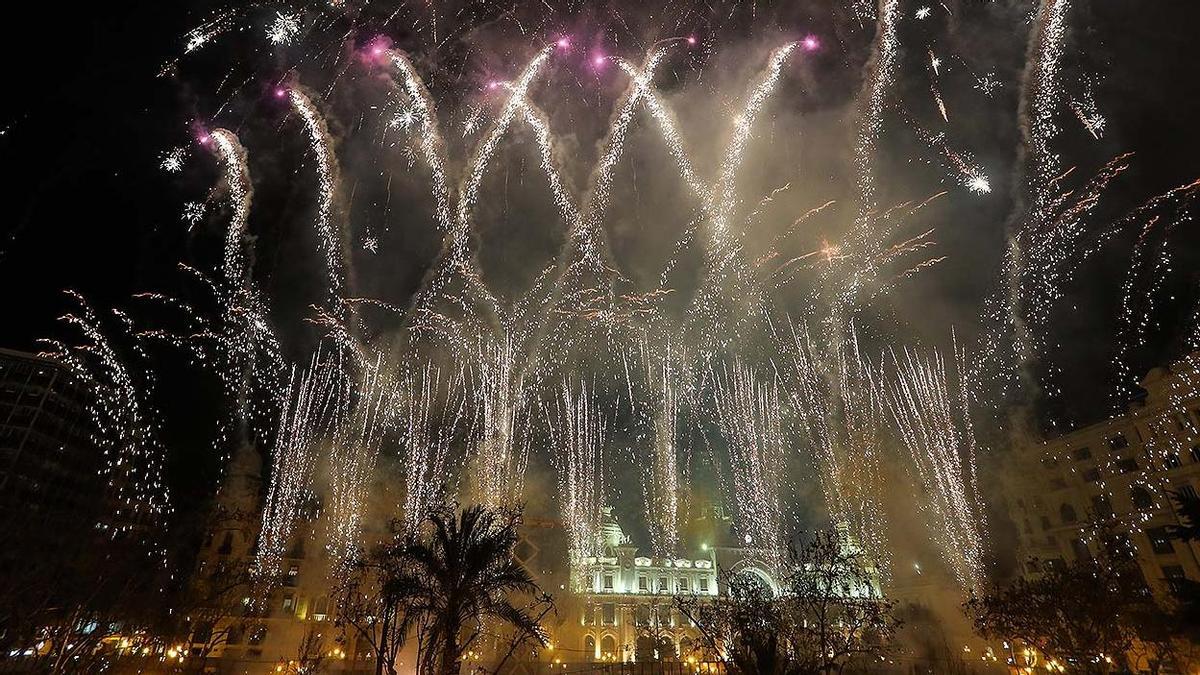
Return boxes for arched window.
[600,635,617,659]
[584,635,596,660]
[1131,485,1153,509]
[1060,503,1077,524]
[1071,538,1091,561]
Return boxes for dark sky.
[2,0,1199,528]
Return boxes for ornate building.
[1001,353,1200,597]
[186,479,793,672]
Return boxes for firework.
[288,87,350,312]
[710,359,785,569]
[883,342,987,592]
[551,378,610,570]
[41,293,173,542]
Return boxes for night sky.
[2,0,1200,537]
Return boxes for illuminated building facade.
[186,442,364,670]
[1001,353,1200,598]
[187,490,789,672]
[551,507,724,664]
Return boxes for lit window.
[1163,565,1185,580]
[282,595,295,613]
[1147,527,1174,555]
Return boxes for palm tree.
[384,504,549,675]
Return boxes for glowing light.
[266,11,301,46]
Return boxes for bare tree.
[965,523,1153,674]
[676,529,899,675]
[277,627,328,675]
[788,531,900,675]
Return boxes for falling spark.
[884,342,987,592]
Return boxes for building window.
[1039,515,1052,531]
[603,574,614,591]
[602,604,616,626]
[285,565,299,587]
[1116,457,1138,474]
[678,577,689,592]
[1083,468,1102,483]
[313,595,328,621]
[1181,485,1200,501]
[635,605,651,626]
[193,621,214,644]
[1091,494,1114,519]
[698,577,709,592]
[658,576,668,593]
[1148,527,1174,555]
[1163,565,1185,580]
[600,635,617,658]
[1164,453,1182,470]
[584,635,596,659]
[1131,485,1153,509]
[248,626,267,646]
[1060,503,1078,524]
[282,594,295,613]
[1108,435,1129,451]
[1191,445,1200,463]
[638,576,648,592]
[1072,446,1093,461]
[1071,539,1091,561]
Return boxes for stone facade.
[1001,353,1200,598]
